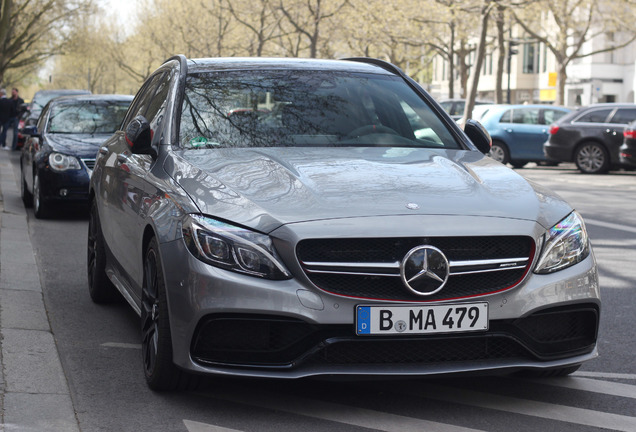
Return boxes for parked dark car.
[479,104,571,168]
[88,56,599,391]
[20,94,133,218]
[620,119,636,167]
[18,89,92,148]
[439,98,493,121]
[544,103,636,173]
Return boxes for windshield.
[180,70,460,149]
[47,101,130,134]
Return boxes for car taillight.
[623,129,636,139]
[548,124,559,135]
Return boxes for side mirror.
[125,115,156,158]
[22,125,39,137]
[464,119,492,154]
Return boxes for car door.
[22,104,51,194]
[498,107,541,159]
[99,66,177,298]
[605,107,636,162]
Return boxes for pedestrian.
[0,89,13,150]
[5,87,25,150]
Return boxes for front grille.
[82,159,96,171]
[297,236,534,301]
[190,305,599,369]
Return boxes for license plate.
[356,303,489,335]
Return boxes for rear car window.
[608,108,636,124]
[574,108,612,123]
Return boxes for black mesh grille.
[297,236,533,301]
[309,337,528,365]
[190,306,598,369]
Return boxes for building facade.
[430,26,636,107]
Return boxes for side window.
[144,72,174,145]
[574,108,612,123]
[542,109,568,125]
[439,101,453,115]
[609,108,636,124]
[500,110,512,123]
[121,72,166,129]
[512,108,539,124]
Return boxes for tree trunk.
[556,63,567,106]
[465,2,492,122]
[495,6,506,104]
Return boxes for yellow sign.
[548,72,557,87]
[540,89,557,101]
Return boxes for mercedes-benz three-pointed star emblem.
[400,246,450,296]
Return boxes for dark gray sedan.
[88,56,600,390]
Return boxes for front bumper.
[37,167,90,203]
[160,235,600,379]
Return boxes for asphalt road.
[11,154,636,432]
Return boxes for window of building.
[523,43,538,74]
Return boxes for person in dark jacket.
[5,88,25,150]
[0,89,14,150]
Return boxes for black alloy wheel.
[87,200,119,303]
[141,237,196,391]
[575,142,609,174]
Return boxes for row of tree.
[2,0,635,115]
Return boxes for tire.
[33,172,50,218]
[489,141,510,165]
[141,237,197,391]
[511,161,527,169]
[574,142,609,174]
[87,200,119,303]
[20,164,33,208]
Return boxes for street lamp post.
[507,30,520,104]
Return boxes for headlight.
[48,152,81,171]
[534,211,590,274]
[183,215,291,280]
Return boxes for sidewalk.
[0,150,80,431]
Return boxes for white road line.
[199,389,485,432]
[585,218,636,234]
[184,420,243,432]
[575,371,636,380]
[100,342,141,349]
[532,376,636,399]
[401,383,636,432]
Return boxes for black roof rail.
[340,57,404,76]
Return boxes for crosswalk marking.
[536,376,636,399]
[399,382,636,432]
[184,420,242,432]
[585,218,636,234]
[575,371,636,380]
[100,342,141,349]
[186,375,636,432]
[198,388,485,432]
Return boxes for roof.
[48,94,134,105]
[185,57,396,76]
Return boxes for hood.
[45,133,110,158]
[169,147,572,233]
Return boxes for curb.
[0,151,80,431]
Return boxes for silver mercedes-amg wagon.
[88,56,600,390]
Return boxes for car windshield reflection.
[179,71,460,149]
[48,101,130,134]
